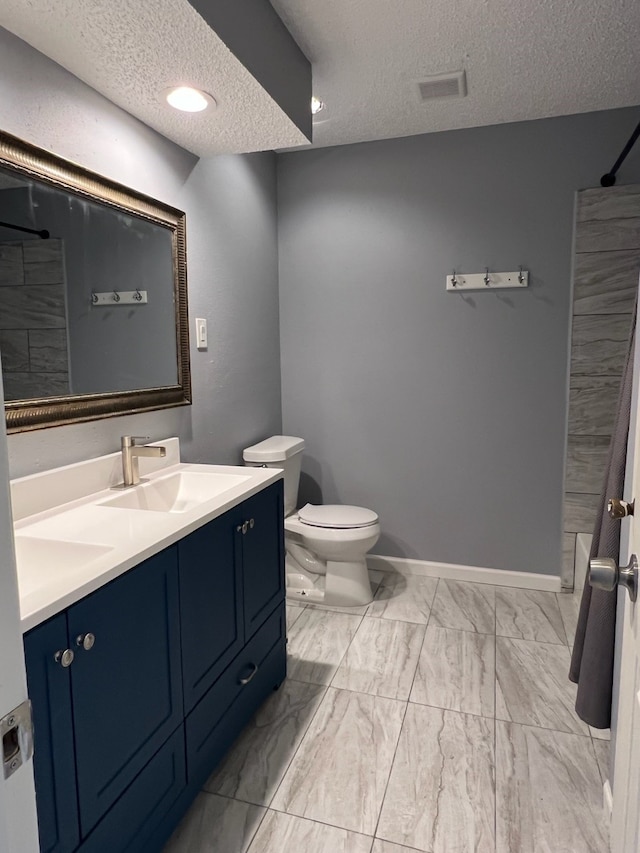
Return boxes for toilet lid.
[297,504,379,529]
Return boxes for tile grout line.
[262,681,330,811]
[195,789,269,853]
[266,609,368,818]
[370,576,441,844]
[371,694,410,844]
[404,577,439,706]
[328,611,366,686]
[257,805,379,848]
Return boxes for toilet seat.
[298,503,378,529]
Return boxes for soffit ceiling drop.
[0,0,310,156]
[271,0,640,148]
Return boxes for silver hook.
[484,268,491,286]
[518,266,525,284]
[451,270,457,287]
[112,290,120,302]
[91,292,98,305]
[133,288,142,302]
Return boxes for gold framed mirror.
[0,130,191,433]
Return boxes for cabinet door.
[241,480,285,639]
[179,510,244,712]
[23,613,80,853]
[67,547,182,837]
[76,726,186,853]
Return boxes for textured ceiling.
[1,0,638,155]
[271,0,640,148]
[0,0,309,156]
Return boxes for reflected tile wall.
[0,238,70,399]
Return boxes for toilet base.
[285,555,373,607]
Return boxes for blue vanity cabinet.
[24,478,286,853]
[23,613,80,853]
[178,507,244,713]
[67,546,182,837]
[239,479,285,640]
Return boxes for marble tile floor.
[164,574,609,853]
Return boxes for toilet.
[243,436,380,607]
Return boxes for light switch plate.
[195,318,208,350]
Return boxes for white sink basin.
[100,470,252,514]
[15,537,114,598]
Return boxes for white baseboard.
[368,554,562,592]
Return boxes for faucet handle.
[121,435,149,448]
[131,435,150,446]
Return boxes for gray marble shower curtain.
[569,293,637,729]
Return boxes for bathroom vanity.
[12,440,285,853]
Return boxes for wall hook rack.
[446,268,529,292]
[90,289,149,306]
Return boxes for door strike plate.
[1,700,34,780]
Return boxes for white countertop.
[11,440,282,633]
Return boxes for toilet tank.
[243,436,305,517]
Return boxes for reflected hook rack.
[91,289,148,306]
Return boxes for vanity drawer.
[186,603,286,787]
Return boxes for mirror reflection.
[0,128,190,433]
[0,167,178,402]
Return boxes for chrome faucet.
[118,435,166,488]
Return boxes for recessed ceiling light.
[165,86,216,113]
[311,96,325,115]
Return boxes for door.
[611,289,640,852]
[0,370,40,852]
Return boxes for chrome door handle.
[590,555,638,602]
[238,663,258,685]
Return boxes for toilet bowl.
[242,436,380,607]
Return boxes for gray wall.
[277,109,640,576]
[0,27,282,478]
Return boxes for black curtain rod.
[601,117,640,187]
[0,220,49,239]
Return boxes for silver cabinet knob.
[76,633,96,651]
[54,649,75,668]
[249,518,255,529]
[608,498,634,519]
[590,555,638,602]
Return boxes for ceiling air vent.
[418,71,467,101]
